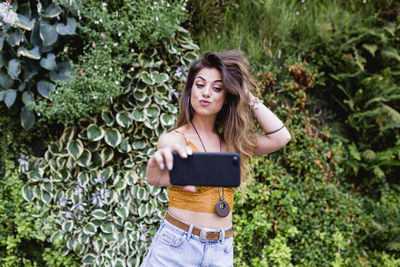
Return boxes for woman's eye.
[196,83,204,88]
[213,87,222,92]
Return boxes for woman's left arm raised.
[249,93,291,156]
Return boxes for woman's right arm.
[145,132,194,189]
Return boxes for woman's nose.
[203,85,211,97]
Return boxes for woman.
[141,50,291,266]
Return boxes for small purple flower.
[65,212,74,219]
[91,189,110,207]
[60,197,68,207]
[140,224,148,233]
[95,176,105,184]
[70,202,87,212]
[18,154,29,173]
[74,182,85,196]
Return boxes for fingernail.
[183,152,187,158]
[187,148,193,155]
[168,162,173,170]
[160,163,165,170]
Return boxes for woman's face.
[190,67,226,117]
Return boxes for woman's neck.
[189,115,217,134]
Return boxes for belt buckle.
[199,228,217,243]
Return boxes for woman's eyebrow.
[196,76,223,83]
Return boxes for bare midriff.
[168,206,233,229]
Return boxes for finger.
[152,151,165,170]
[182,185,196,192]
[175,145,188,159]
[186,146,193,155]
[160,147,174,171]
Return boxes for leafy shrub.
[0,114,79,266]
[22,26,199,266]
[31,0,188,125]
[0,0,78,129]
[233,59,368,266]
[301,3,400,191]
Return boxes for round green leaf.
[91,209,107,220]
[116,111,133,128]
[56,18,77,35]
[8,59,20,79]
[7,31,22,47]
[67,139,84,160]
[132,140,146,150]
[118,138,131,153]
[105,128,122,148]
[41,189,52,204]
[116,207,129,219]
[140,71,153,85]
[83,222,98,236]
[22,184,34,202]
[151,71,169,84]
[0,72,14,89]
[92,239,105,253]
[40,53,57,70]
[21,106,35,130]
[49,62,73,81]
[42,3,63,18]
[78,172,89,186]
[37,80,55,98]
[131,109,145,122]
[144,105,160,118]
[157,189,169,203]
[87,124,105,141]
[138,204,147,218]
[4,89,17,108]
[124,170,139,185]
[160,113,175,127]
[40,22,58,47]
[17,46,41,60]
[133,90,146,102]
[77,149,92,167]
[100,148,114,164]
[15,14,35,30]
[22,91,35,105]
[82,254,96,265]
[100,222,113,234]
[50,230,63,244]
[101,111,114,126]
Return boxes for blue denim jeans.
[140,212,234,267]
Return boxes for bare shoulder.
[157,130,186,149]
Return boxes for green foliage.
[193,0,380,67]
[23,26,199,265]
[0,0,78,130]
[233,59,368,266]
[303,7,400,191]
[363,184,400,253]
[31,0,188,125]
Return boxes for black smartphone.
[169,152,241,187]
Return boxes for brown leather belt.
[165,213,234,242]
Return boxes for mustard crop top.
[168,130,236,214]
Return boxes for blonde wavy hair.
[175,50,258,180]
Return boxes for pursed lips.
[199,100,211,106]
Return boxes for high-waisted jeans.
[140,212,234,267]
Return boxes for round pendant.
[215,200,230,217]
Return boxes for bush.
[233,60,368,266]
[32,0,188,125]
